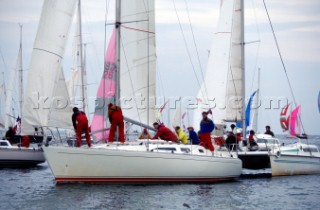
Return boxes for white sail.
[119,0,156,126]
[66,68,80,106]
[193,0,243,133]
[171,107,181,128]
[22,0,77,134]
[48,68,73,129]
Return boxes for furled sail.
[193,0,243,133]
[21,0,77,134]
[119,0,156,126]
[280,103,290,131]
[91,29,116,141]
[289,105,301,136]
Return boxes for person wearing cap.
[152,122,178,142]
[72,107,91,147]
[139,128,152,139]
[175,126,188,144]
[199,111,215,152]
[187,127,200,145]
[108,103,125,142]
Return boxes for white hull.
[43,145,241,184]
[270,154,320,176]
[0,147,45,167]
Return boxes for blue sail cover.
[236,91,256,128]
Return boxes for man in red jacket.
[108,103,125,143]
[152,122,178,142]
[72,107,91,147]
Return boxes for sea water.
[0,136,319,210]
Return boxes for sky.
[0,0,319,135]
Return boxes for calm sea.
[0,136,319,210]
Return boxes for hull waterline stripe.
[55,177,237,183]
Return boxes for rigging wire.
[183,0,208,98]
[262,0,306,134]
[172,0,207,100]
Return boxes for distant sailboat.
[1,0,78,168]
[280,104,308,139]
[270,104,320,176]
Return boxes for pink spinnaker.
[91,29,116,141]
[289,105,301,136]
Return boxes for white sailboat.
[270,142,320,176]
[15,0,76,167]
[270,105,320,176]
[43,0,241,184]
[0,25,46,167]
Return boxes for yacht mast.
[18,24,23,118]
[78,0,88,114]
[115,0,121,106]
[240,0,246,139]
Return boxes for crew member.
[175,126,188,144]
[248,130,258,150]
[187,127,200,145]
[264,125,275,137]
[108,103,125,142]
[139,128,152,139]
[21,136,30,148]
[225,131,237,151]
[72,107,91,147]
[199,112,215,152]
[152,122,178,142]
[5,126,16,144]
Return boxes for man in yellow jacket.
[175,126,188,144]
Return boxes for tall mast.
[83,42,89,116]
[18,24,23,117]
[115,0,121,105]
[78,0,88,114]
[240,0,246,139]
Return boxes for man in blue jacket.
[200,111,215,152]
[187,127,200,145]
